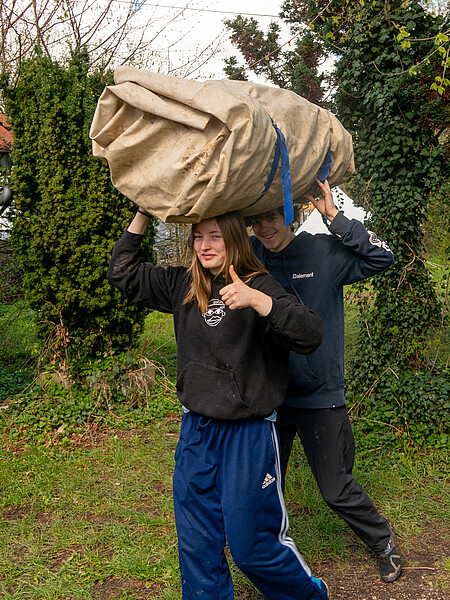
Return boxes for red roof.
[0,113,12,152]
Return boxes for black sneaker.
[377,535,402,582]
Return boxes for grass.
[426,256,450,368]
[343,286,361,362]
[0,423,448,599]
[0,301,36,402]
[140,312,177,379]
[0,423,180,599]
[0,300,36,366]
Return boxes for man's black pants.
[276,405,391,553]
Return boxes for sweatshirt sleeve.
[107,230,186,313]
[254,274,323,355]
[326,212,394,287]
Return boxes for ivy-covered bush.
[2,49,156,377]
[347,363,449,449]
[335,3,450,444]
[335,3,448,364]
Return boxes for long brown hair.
[184,211,267,313]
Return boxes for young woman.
[107,209,328,600]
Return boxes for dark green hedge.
[2,48,156,375]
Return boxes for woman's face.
[193,218,226,275]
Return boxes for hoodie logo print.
[202,299,226,327]
[368,231,392,253]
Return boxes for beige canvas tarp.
[90,66,354,223]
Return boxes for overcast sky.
[132,0,290,80]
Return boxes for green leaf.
[436,32,449,44]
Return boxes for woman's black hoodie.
[107,230,323,421]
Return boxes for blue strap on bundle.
[313,148,332,195]
[257,121,281,201]
[245,118,294,227]
[317,148,332,182]
[246,121,333,227]
[278,124,294,227]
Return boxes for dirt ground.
[235,522,450,600]
[86,522,450,600]
[313,525,449,600]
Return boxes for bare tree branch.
[0,0,222,83]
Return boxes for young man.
[249,179,402,584]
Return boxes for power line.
[112,1,280,18]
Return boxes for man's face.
[250,210,295,253]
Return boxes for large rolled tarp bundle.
[90,66,354,224]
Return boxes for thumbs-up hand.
[219,265,247,310]
[228,264,240,283]
[219,265,272,316]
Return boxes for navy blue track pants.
[173,412,328,600]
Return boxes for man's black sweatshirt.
[251,213,394,409]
